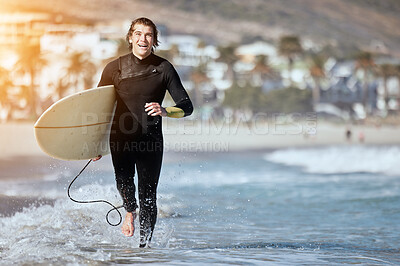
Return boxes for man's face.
[129,24,154,60]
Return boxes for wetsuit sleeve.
[98,60,118,87]
[164,62,194,117]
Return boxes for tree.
[251,55,275,79]
[397,65,400,112]
[376,64,397,111]
[308,52,327,108]
[278,35,303,86]
[264,87,312,114]
[355,51,375,113]
[217,43,239,81]
[223,81,265,114]
[249,55,281,95]
[67,52,97,91]
[15,43,47,118]
[51,75,72,100]
[0,67,13,120]
[190,63,209,108]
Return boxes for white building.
[236,41,283,65]
[162,35,219,66]
[41,28,118,60]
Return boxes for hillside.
[1,0,400,55]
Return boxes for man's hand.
[145,102,167,117]
[92,155,102,161]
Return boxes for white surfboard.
[34,85,116,160]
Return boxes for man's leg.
[136,139,163,247]
[111,143,138,237]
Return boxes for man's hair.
[126,17,159,51]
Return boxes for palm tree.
[0,67,13,120]
[51,75,72,100]
[396,65,400,113]
[250,55,276,83]
[217,43,239,81]
[355,51,375,113]
[190,63,209,107]
[67,51,97,91]
[15,43,47,118]
[223,81,264,116]
[308,53,326,108]
[377,64,397,111]
[278,35,303,86]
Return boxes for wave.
[264,145,400,175]
[0,182,180,264]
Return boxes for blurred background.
[1,0,400,155]
[1,0,400,123]
[0,0,400,264]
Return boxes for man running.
[94,17,193,248]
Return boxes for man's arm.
[164,62,194,117]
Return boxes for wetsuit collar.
[131,52,153,65]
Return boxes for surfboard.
[34,85,116,160]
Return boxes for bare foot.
[121,212,136,237]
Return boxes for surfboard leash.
[67,159,124,226]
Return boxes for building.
[0,12,52,48]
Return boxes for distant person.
[93,17,193,248]
[358,131,365,143]
[345,128,352,142]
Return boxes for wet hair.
[126,17,159,52]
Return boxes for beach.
[1,119,400,162]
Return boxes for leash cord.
[67,159,123,226]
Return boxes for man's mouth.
[138,44,148,48]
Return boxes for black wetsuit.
[98,52,193,246]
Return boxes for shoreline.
[1,121,400,180]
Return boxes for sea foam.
[264,145,400,175]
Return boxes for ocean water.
[0,145,399,265]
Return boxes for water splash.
[0,183,178,264]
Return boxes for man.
[94,17,193,248]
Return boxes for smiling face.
[129,24,154,60]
